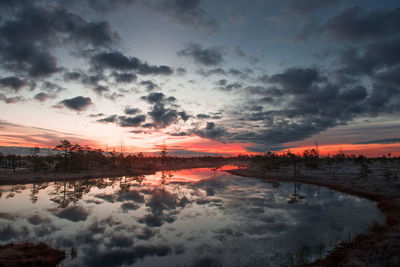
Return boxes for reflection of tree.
[48,177,146,208]
[30,184,39,203]
[287,181,306,204]
[29,183,49,203]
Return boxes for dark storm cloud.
[56,96,93,112]
[179,111,190,121]
[192,122,228,141]
[111,72,137,83]
[200,61,400,151]
[91,51,173,75]
[124,106,141,115]
[87,0,218,32]
[0,4,118,78]
[97,115,117,123]
[89,113,105,118]
[41,81,65,93]
[63,71,83,81]
[196,113,222,120]
[216,82,242,92]
[140,80,159,91]
[196,114,210,119]
[34,92,56,102]
[121,202,140,212]
[267,67,321,94]
[27,214,52,225]
[0,224,29,242]
[0,77,26,91]
[141,92,166,104]
[338,35,400,76]
[140,92,188,128]
[93,85,109,95]
[178,43,224,66]
[148,105,180,128]
[118,115,146,127]
[168,131,189,136]
[138,189,189,227]
[357,137,400,145]
[53,206,89,222]
[116,190,145,202]
[374,65,400,87]
[322,6,400,41]
[141,0,218,33]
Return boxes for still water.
[0,167,384,266]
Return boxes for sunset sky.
[0,0,400,156]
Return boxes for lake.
[0,166,385,266]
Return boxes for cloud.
[56,96,93,112]
[338,35,400,76]
[52,206,90,222]
[141,0,218,33]
[41,81,65,93]
[267,67,321,94]
[322,6,400,42]
[192,122,228,141]
[176,67,187,75]
[0,94,24,104]
[27,214,52,225]
[0,77,27,92]
[116,190,145,202]
[123,107,141,115]
[0,224,29,241]
[178,43,224,66]
[111,72,137,83]
[96,112,147,128]
[357,137,400,145]
[197,68,227,77]
[86,0,218,32]
[140,80,159,91]
[33,92,56,102]
[0,4,118,78]
[140,92,188,128]
[97,115,117,123]
[91,51,173,75]
[121,202,140,212]
[215,81,242,92]
[118,115,146,127]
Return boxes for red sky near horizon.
[1,120,399,157]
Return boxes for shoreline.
[226,164,400,266]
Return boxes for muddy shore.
[0,242,65,267]
[227,161,400,266]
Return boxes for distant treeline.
[0,140,398,175]
[0,140,249,173]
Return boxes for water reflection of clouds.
[0,167,385,267]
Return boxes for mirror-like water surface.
[0,167,384,266]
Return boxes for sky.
[0,0,400,156]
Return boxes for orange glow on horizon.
[276,143,400,157]
[1,121,399,156]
